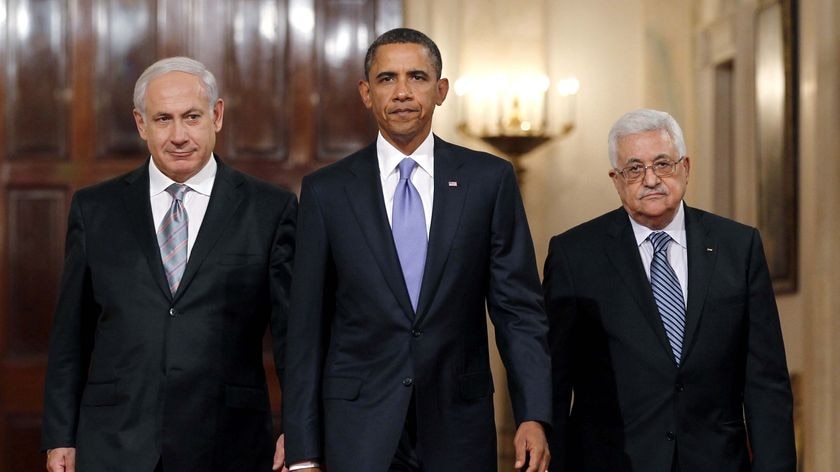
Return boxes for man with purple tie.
[283,28,552,472]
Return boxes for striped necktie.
[392,158,427,312]
[158,184,189,295]
[648,231,685,366]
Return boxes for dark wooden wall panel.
[223,0,290,161]
[315,0,379,162]
[3,414,42,471]
[94,0,159,158]
[5,189,66,358]
[6,0,69,161]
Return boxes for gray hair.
[607,108,687,168]
[133,57,219,117]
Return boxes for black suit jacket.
[543,205,795,472]
[41,157,297,471]
[283,136,551,472]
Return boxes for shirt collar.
[629,201,687,249]
[376,131,435,179]
[149,154,217,197]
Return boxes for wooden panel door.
[0,1,401,469]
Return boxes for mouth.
[168,150,195,158]
[640,190,667,200]
[388,108,419,117]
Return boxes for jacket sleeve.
[41,194,99,450]
[269,192,298,426]
[541,234,577,470]
[282,177,333,464]
[743,228,796,471]
[485,162,553,428]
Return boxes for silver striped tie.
[157,184,189,295]
[649,231,685,366]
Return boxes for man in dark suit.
[41,57,297,472]
[543,108,795,471]
[282,28,551,472]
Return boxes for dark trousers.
[389,393,422,472]
[154,459,163,472]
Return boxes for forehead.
[370,43,434,73]
[616,129,677,163]
[145,71,208,110]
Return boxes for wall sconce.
[454,73,579,176]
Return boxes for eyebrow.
[374,69,431,80]
[625,153,674,163]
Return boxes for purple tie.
[392,158,427,311]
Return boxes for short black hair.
[363,28,443,80]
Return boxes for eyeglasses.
[614,156,686,183]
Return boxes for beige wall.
[407,0,838,469]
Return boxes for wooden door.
[0,0,401,469]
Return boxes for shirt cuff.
[288,460,321,471]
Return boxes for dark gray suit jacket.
[283,136,552,472]
[544,205,795,472]
[42,157,297,471]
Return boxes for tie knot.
[166,183,189,202]
[649,231,672,253]
[397,158,418,180]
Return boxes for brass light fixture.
[455,74,579,177]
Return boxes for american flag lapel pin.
[448,180,458,187]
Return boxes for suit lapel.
[604,208,676,363]
[173,158,244,302]
[121,161,172,300]
[344,144,416,318]
[415,138,467,320]
[681,206,716,364]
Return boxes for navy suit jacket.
[283,136,552,472]
[42,157,297,471]
[543,205,795,472]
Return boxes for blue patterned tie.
[158,184,189,295]
[392,158,427,311]
[649,232,685,366]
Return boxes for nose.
[641,164,660,187]
[394,79,411,100]
[170,119,188,145]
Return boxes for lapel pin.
[706,247,714,252]
[448,181,458,187]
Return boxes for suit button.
[402,377,414,387]
[665,431,675,441]
[169,308,178,317]
[675,383,685,392]
[411,329,422,337]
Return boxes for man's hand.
[272,434,289,471]
[46,447,76,472]
[513,420,550,472]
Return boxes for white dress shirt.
[149,155,216,259]
[628,201,689,304]
[377,131,435,237]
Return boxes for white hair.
[133,56,219,116]
[607,108,687,168]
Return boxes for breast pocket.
[219,253,265,266]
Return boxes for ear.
[358,80,373,109]
[133,109,148,140]
[435,77,449,106]
[682,155,690,179]
[212,99,225,132]
[609,169,623,192]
